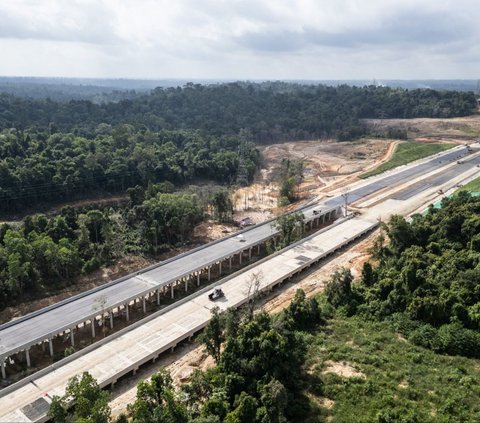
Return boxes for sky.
[0,0,479,80]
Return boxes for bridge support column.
[171,284,174,299]
[229,256,232,270]
[248,248,252,260]
[110,313,114,329]
[142,297,146,314]
[322,214,325,223]
[25,349,31,368]
[125,304,130,322]
[1,360,5,379]
[157,289,161,305]
[49,339,54,357]
[197,273,200,286]
[239,252,242,265]
[208,267,211,281]
[91,319,96,338]
[219,261,222,276]
[185,278,188,292]
[71,328,75,346]
[258,244,261,255]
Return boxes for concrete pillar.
[229,256,232,270]
[25,349,31,368]
[142,297,146,313]
[41,342,46,353]
[258,244,261,255]
[197,273,200,286]
[49,339,54,357]
[248,248,252,260]
[239,251,242,265]
[71,328,75,347]
[1,360,5,379]
[208,266,211,281]
[125,304,130,322]
[110,313,114,329]
[219,261,222,275]
[171,284,174,299]
[322,214,325,223]
[185,278,188,292]
[91,319,96,338]
[157,289,161,305]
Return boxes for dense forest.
[1,83,476,141]
[326,192,480,358]
[0,82,476,214]
[0,127,258,213]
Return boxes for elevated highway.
[0,145,469,377]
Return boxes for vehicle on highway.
[208,287,225,301]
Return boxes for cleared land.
[361,141,455,178]
[304,316,480,422]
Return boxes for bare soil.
[260,139,394,198]
[365,115,480,143]
[322,360,366,379]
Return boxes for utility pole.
[341,190,349,217]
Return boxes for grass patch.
[458,175,480,193]
[461,125,480,137]
[303,316,480,422]
[361,141,455,178]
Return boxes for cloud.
[234,9,474,52]
[0,0,119,44]
[0,0,478,79]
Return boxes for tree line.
[1,82,476,142]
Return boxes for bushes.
[397,318,480,358]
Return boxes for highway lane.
[325,145,469,207]
[0,145,469,363]
[393,154,480,200]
